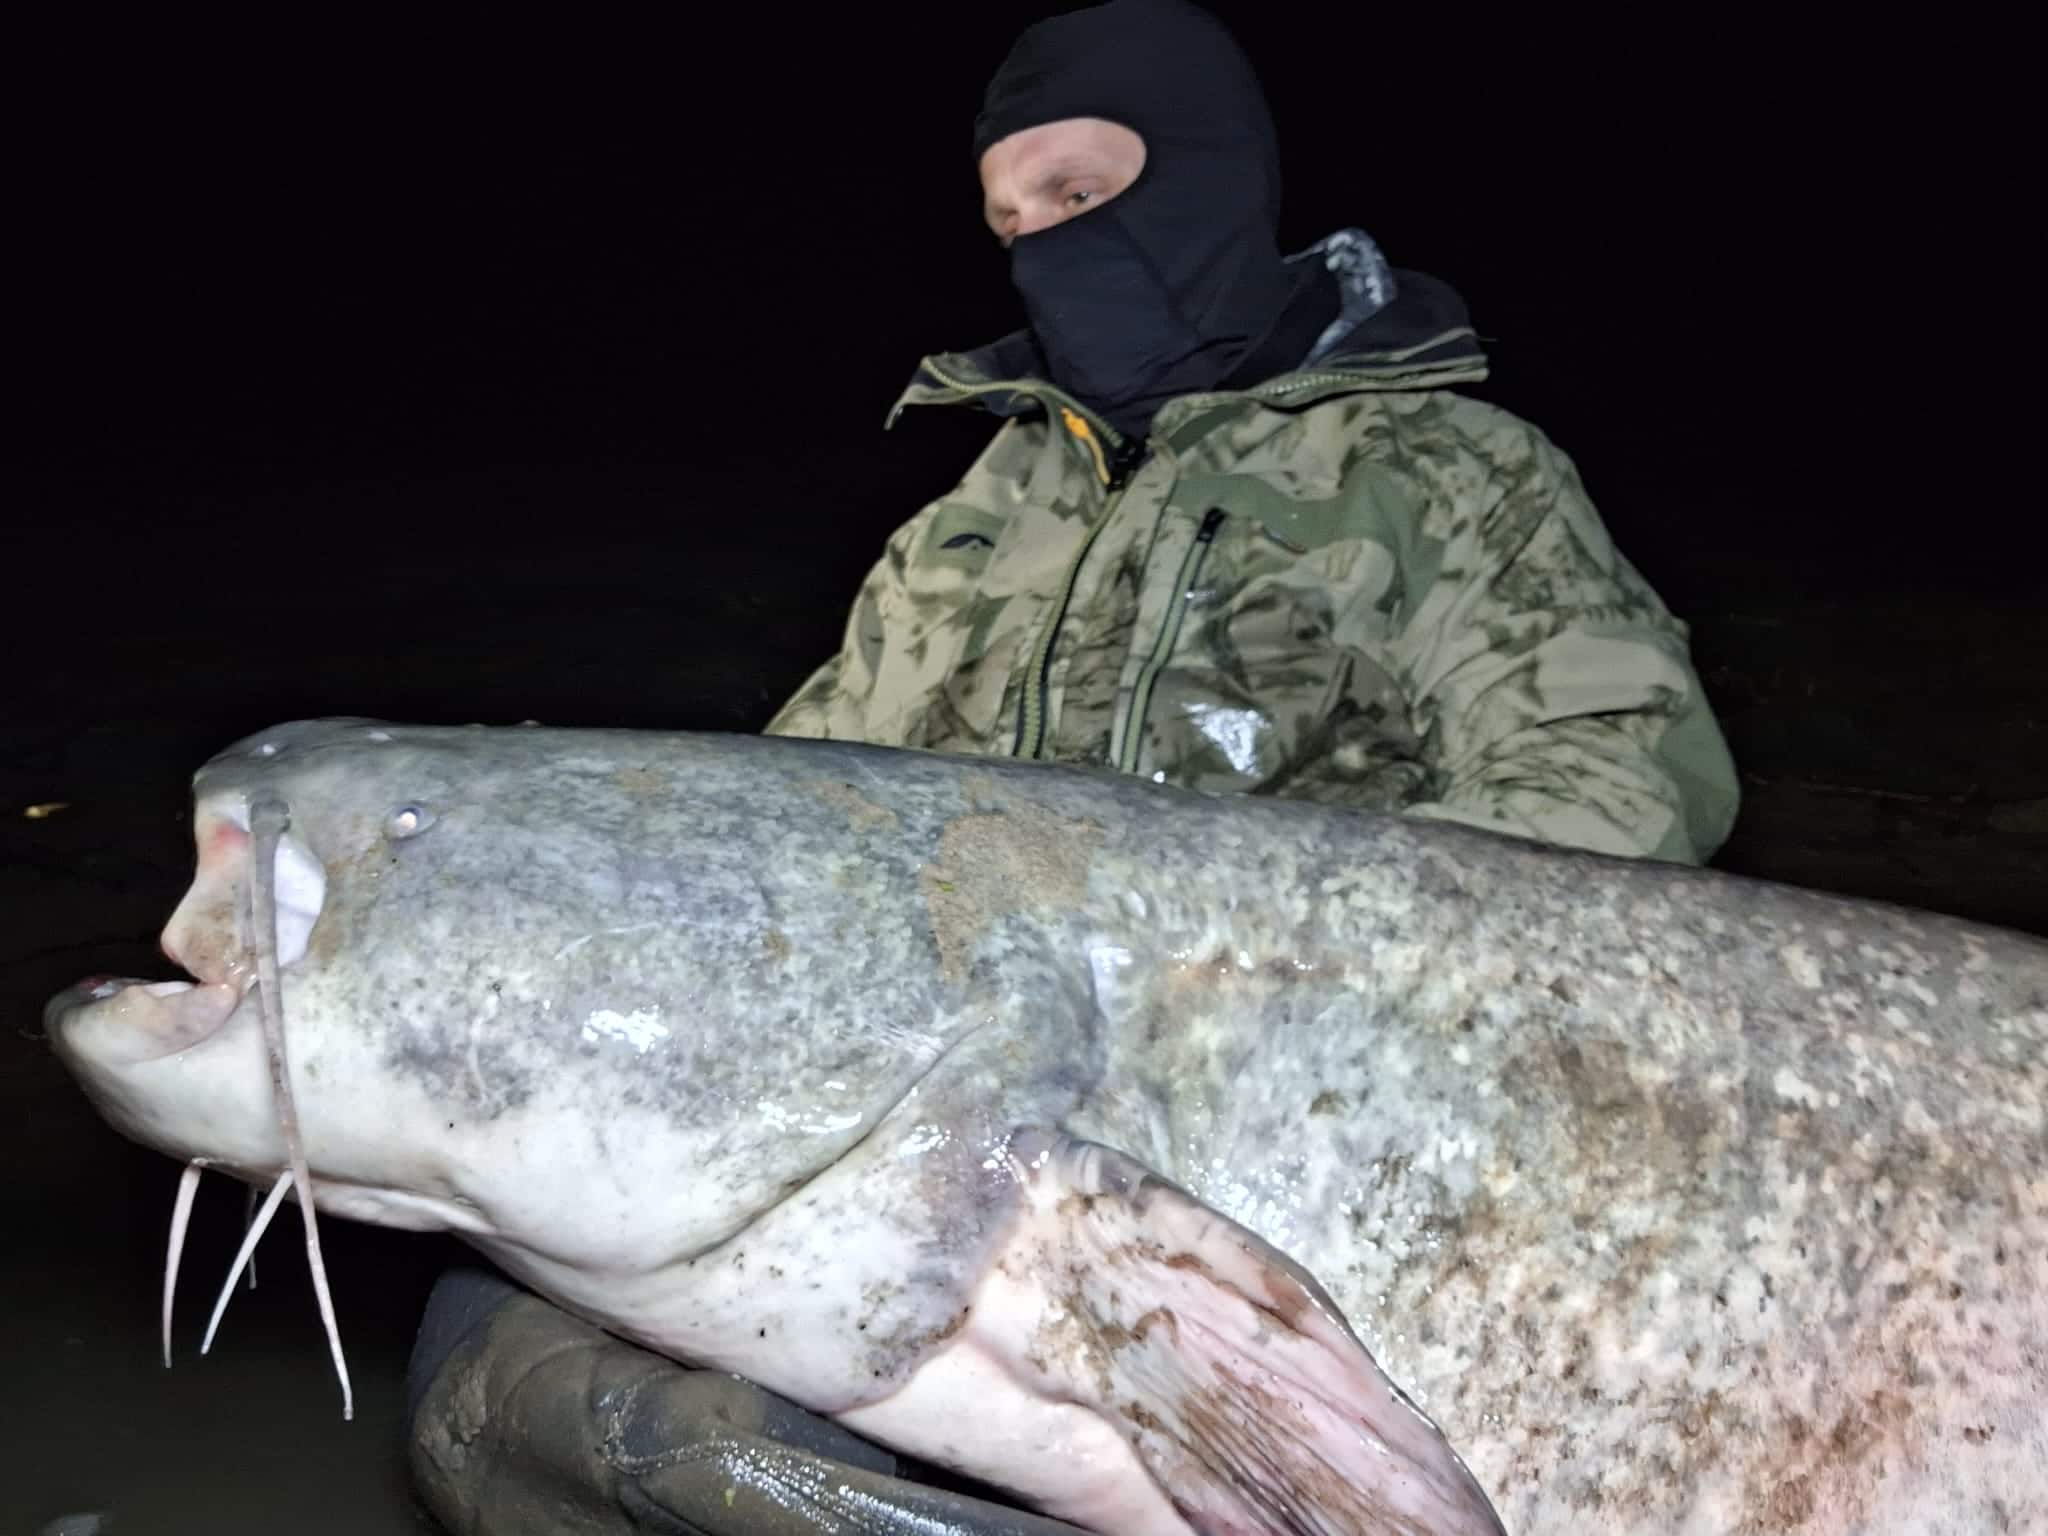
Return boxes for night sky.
[20,14,1940,571]
[8,13,2038,871]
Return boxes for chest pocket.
[1122,476,1415,794]
[888,502,1056,751]
[1172,470,1404,647]
[902,503,1015,652]
[916,504,1006,578]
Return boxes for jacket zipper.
[1014,484,1125,759]
[1114,507,1226,773]
[1011,407,1145,760]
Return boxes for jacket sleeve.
[1381,411,1740,864]
[761,510,926,742]
[764,420,1037,747]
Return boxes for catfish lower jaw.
[48,977,243,1068]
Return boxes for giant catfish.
[46,719,2048,1534]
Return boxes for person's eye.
[1065,188,1097,210]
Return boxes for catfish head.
[48,719,971,1391]
[50,719,1508,1535]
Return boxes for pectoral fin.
[968,1132,1505,1535]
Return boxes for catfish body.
[48,721,2048,1534]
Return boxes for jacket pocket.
[917,503,1009,575]
[1121,503,1412,793]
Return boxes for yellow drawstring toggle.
[1060,407,1111,485]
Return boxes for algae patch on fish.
[809,777,901,832]
[918,799,1100,984]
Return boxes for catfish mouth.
[52,796,330,1073]
[157,797,328,990]
[49,784,359,1421]
[46,976,245,1069]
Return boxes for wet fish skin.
[46,720,2048,1534]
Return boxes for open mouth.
[50,786,356,1421]
[51,796,331,1067]
[46,976,245,1066]
[160,798,328,989]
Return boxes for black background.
[5,10,2039,1531]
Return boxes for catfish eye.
[388,805,435,839]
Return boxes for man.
[767,0,1738,864]
[405,5,1737,1532]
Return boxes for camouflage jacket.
[768,234,1739,865]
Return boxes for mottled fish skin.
[1055,789,2048,1532]
[50,721,2048,1535]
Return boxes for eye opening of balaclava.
[971,0,1313,441]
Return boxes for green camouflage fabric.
[767,278,1738,865]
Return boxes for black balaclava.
[972,0,1324,442]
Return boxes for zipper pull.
[1196,507,1226,541]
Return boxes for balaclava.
[972,0,1323,441]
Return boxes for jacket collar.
[886,230,1491,447]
